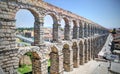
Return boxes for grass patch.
[48,59,51,67]
[17,64,32,74]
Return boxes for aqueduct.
[0,0,109,74]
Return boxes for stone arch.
[84,39,88,63]
[44,12,59,42]
[63,17,69,25]
[72,20,77,27]
[14,7,43,45]
[62,43,73,72]
[79,40,84,65]
[45,12,58,24]
[50,46,60,74]
[62,17,71,40]
[14,7,39,19]
[16,46,47,74]
[72,41,79,68]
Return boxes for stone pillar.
[93,26,95,35]
[88,39,91,60]
[91,38,93,59]
[32,53,48,74]
[84,22,88,38]
[79,21,84,38]
[79,40,84,65]
[0,6,18,73]
[92,38,95,59]
[53,23,60,42]
[88,24,90,37]
[91,25,94,36]
[50,46,64,74]
[84,39,88,63]
[94,38,98,58]
[89,24,92,37]
[34,17,44,45]
[72,42,79,68]
[73,25,79,39]
[62,44,73,72]
[64,24,71,40]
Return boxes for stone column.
[53,23,60,42]
[73,25,79,39]
[0,6,18,73]
[91,25,94,36]
[79,21,84,38]
[92,38,95,59]
[32,54,48,74]
[34,17,44,45]
[72,42,79,68]
[64,24,71,40]
[79,40,84,65]
[84,22,88,38]
[84,39,88,63]
[93,26,95,35]
[91,38,93,59]
[88,24,90,37]
[89,24,92,37]
[50,46,64,74]
[62,44,73,72]
[88,39,91,60]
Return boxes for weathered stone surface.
[0,0,109,74]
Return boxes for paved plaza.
[64,60,109,74]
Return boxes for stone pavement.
[64,60,109,74]
[109,62,120,73]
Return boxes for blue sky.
[16,0,120,29]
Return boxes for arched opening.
[44,13,58,42]
[62,17,70,40]
[72,42,79,68]
[15,9,35,47]
[44,15,53,42]
[18,52,41,74]
[49,46,59,74]
[62,44,73,72]
[60,18,65,40]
